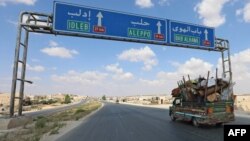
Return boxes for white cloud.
[49,40,59,47]
[168,58,213,77]
[105,63,123,74]
[118,46,158,71]
[51,70,107,85]
[139,78,165,86]
[105,63,134,81]
[176,57,213,77]
[0,0,36,6]
[140,49,250,95]
[41,41,79,58]
[216,49,250,94]
[158,0,169,6]
[135,0,154,8]
[236,9,242,16]
[194,0,230,27]
[27,64,45,72]
[26,76,41,81]
[22,48,250,96]
[218,49,250,79]
[140,57,213,92]
[7,14,47,27]
[236,2,250,23]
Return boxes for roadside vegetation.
[0,101,101,141]
[102,95,106,100]
[64,94,71,104]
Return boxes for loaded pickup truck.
[169,75,235,126]
[169,98,234,126]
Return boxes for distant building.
[123,95,173,104]
[234,95,250,112]
[0,93,18,114]
[0,93,20,106]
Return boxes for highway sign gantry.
[53,2,215,48]
[53,2,167,44]
[169,21,215,48]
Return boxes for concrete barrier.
[0,116,32,130]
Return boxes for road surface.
[57,102,250,141]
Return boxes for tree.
[102,95,106,100]
[64,94,71,104]
[23,96,32,106]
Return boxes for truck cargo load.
[169,71,235,126]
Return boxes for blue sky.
[0,0,250,96]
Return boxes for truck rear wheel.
[192,118,199,127]
[170,112,176,121]
[216,123,223,127]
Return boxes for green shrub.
[50,128,59,135]
[31,134,40,141]
[74,109,85,115]
[35,117,47,129]
[64,95,71,104]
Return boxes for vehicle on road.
[169,73,235,127]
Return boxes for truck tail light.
[231,106,234,112]
[226,105,233,113]
[207,107,213,114]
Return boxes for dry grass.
[0,101,101,141]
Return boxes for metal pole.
[226,40,232,83]
[18,30,29,116]
[221,50,226,78]
[10,13,24,117]
[226,40,233,100]
[204,71,210,103]
[214,68,218,93]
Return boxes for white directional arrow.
[96,12,103,26]
[204,29,208,40]
[157,21,162,34]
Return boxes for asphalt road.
[57,102,250,141]
[23,99,88,118]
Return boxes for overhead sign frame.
[53,1,167,45]
[9,2,232,117]
[53,1,215,49]
[169,20,215,48]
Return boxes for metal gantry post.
[226,40,233,83]
[18,29,29,116]
[9,12,53,117]
[220,40,233,82]
[218,39,233,100]
[10,13,24,117]
[221,50,226,78]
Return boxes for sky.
[0,0,250,96]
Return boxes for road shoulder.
[40,102,104,141]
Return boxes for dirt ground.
[235,95,250,112]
